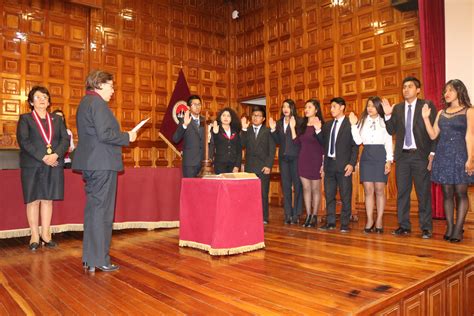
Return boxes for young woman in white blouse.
[349,96,393,233]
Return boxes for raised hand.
[289,116,296,129]
[183,110,192,127]
[421,104,431,119]
[212,120,219,133]
[269,117,276,130]
[381,98,394,116]
[314,116,322,131]
[348,112,358,126]
[241,116,249,129]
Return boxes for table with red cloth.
[179,178,265,255]
[0,168,181,239]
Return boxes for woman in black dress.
[211,107,242,174]
[16,86,69,250]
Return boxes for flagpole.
[158,132,182,157]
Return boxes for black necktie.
[330,120,338,155]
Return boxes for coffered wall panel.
[231,0,422,208]
[0,0,232,168]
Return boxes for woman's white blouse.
[351,115,393,162]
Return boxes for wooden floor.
[1,209,473,315]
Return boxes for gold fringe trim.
[179,240,265,256]
[0,221,179,239]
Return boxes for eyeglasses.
[103,82,114,89]
[33,95,48,101]
[191,103,201,107]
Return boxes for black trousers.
[82,170,117,267]
[256,172,271,222]
[395,152,432,231]
[182,165,201,178]
[279,156,302,217]
[324,159,352,227]
[214,161,235,175]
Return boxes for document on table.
[131,117,150,132]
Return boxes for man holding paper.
[73,70,137,273]
[172,95,206,178]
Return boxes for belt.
[402,149,417,153]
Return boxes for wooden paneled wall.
[0,0,233,167]
[1,0,472,220]
[230,0,423,212]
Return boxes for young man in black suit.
[172,95,205,178]
[241,106,276,224]
[382,77,437,239]
[315,97,358,233]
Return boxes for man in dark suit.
[241,106,276,224]
[73,70,137,272]
[172,95,205,178]
[315,97,358,233]
[382,76,437,239]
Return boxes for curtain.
[418,0,446,219]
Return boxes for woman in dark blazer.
[269,99,303,225]
[16,86,69,251]
[211,107,242,174]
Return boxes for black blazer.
[17,112,70,168]
[270,118,301,158]
[211,127,242,168]
[385,98,436,161]
[316,117,359,172]
[72,94,130,172]
[241,125,276,173]
[172,116,205,167]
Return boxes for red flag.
[159,69,191,150]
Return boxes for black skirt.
[20,165,64,204]
[359,144,387,183]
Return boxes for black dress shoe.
[291,216,299,225]
[263,220,269,225]
[443,234,451,241]
[392,227,411,235]
[421,230,432,239]
[318,223,336,231]
[40,236,58,248]
[449,238,461,243]
[340,226,350,233]
[29,242,40,251]
[97,264,119,272]
[284,215,291,225]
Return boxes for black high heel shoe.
[375,227,384,234]
[363,223,375,234]
[29,242,40,251]
[309,215,317,227]
[302,214,312,227]
[40,236,58,248]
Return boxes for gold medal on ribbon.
[32,110,54,155]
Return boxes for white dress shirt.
[351,115,393,162]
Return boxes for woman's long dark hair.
[358,96,384,130]
[442,79,472,108]
[280,99,298,119]
[216,107,241,132]
[299,98,324,135]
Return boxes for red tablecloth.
[0,168,181,238]
[179,178,265,255]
